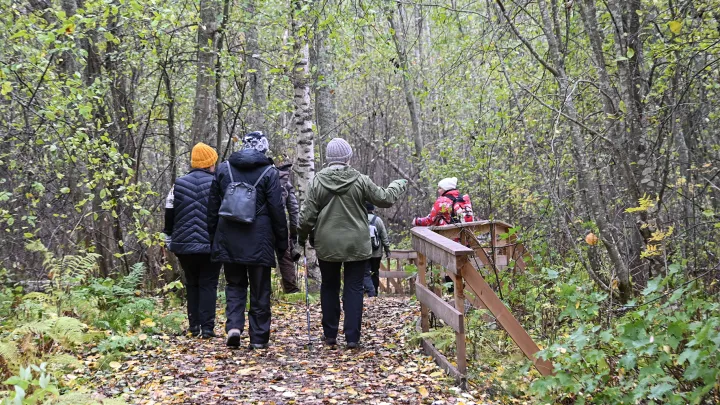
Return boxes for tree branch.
[494,0,559,77]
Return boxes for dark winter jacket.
[276,163,299,237]
[163,169,214,255]
[207,149,288,267]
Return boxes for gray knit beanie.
[326,138,353,165]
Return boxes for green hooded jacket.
[298,165,407,262]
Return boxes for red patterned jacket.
[413,190,474,226]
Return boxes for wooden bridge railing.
[378,250,417,295]
[411,222,554,387]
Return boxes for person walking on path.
[274,161,301,294]
[412,177,475,226]
[295,138,407,349]
[364,202,391,296]
[163,142,222,339]
[207,131,288,349]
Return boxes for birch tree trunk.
[291,0,320,283]
[190,0,219,146]
[246,0,267,135]
[312,22,338,149]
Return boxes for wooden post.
[454,264,467,382]
[417,252,429,333]
[408,258,416,296]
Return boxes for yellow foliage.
[625,194,656,213]
[649,226,673,242]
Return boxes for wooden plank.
[389,250,418,260]
[415,283,464,334]
[380,271,413,279]
[411,228,473,274]
[460,262,554,376]
[453,273,467,376]
[411,227,474,256]
[417,253,429,333]
[416,318,465,386]
[389,277,403,293]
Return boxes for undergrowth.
[0,245,186,403]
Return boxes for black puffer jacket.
[207,149,288,267]
[165,169,214,255]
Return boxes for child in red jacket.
[413,177,475,226]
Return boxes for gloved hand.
[291,244,303,262]
[290,233,298,245]
[411,218,419,226]
[397,179,408,187]
[384,249,391,259]
[163,234,172,246]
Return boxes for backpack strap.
[370,215,378,225]
[253,165,275,188]
[226,161,235,183]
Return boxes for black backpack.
[369,215,381,250]
[218,162,274,224]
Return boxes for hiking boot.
[248,342,268,350]
[226,329,241,348]
[182,326,200,337]
[285,288,301,294]
[322,336,337,347]
[346,341,360,350]
[200,329,217,339]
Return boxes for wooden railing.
[378,250,417,295]
[411,223,553,387]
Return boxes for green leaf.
[1,81,12,95]
[668,20,682,35]
[60,187,70,194]
[649,382,674,399]
[678,348,699,365]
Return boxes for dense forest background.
[1,0,719,402]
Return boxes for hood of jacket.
[316,165,361,195]
[228,149,272,169]
[441,189,460,199]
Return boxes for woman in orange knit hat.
[163,142,221,338]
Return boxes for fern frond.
[48,317,87,348]
[59,253,101,282]
[45,353,82,372]
[0,341,18,363]
[22,292,53,304]
[116,263,145,291]
[14,319,53,337]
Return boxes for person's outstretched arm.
[363,177,407,208]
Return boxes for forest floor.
[78,297,498,405]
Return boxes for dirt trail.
[89,297,492,405]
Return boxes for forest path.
[90,297,493,405]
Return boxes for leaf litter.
[76,297,497,404]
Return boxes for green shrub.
[530,264,720,404]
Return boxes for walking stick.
[303,250,312,351]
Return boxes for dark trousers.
[176,254,222,331]
[369,257,382,294]
[276,244,299,293]
[224,264,272,344]
[363,262,376,297]
[319,259,367,343]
